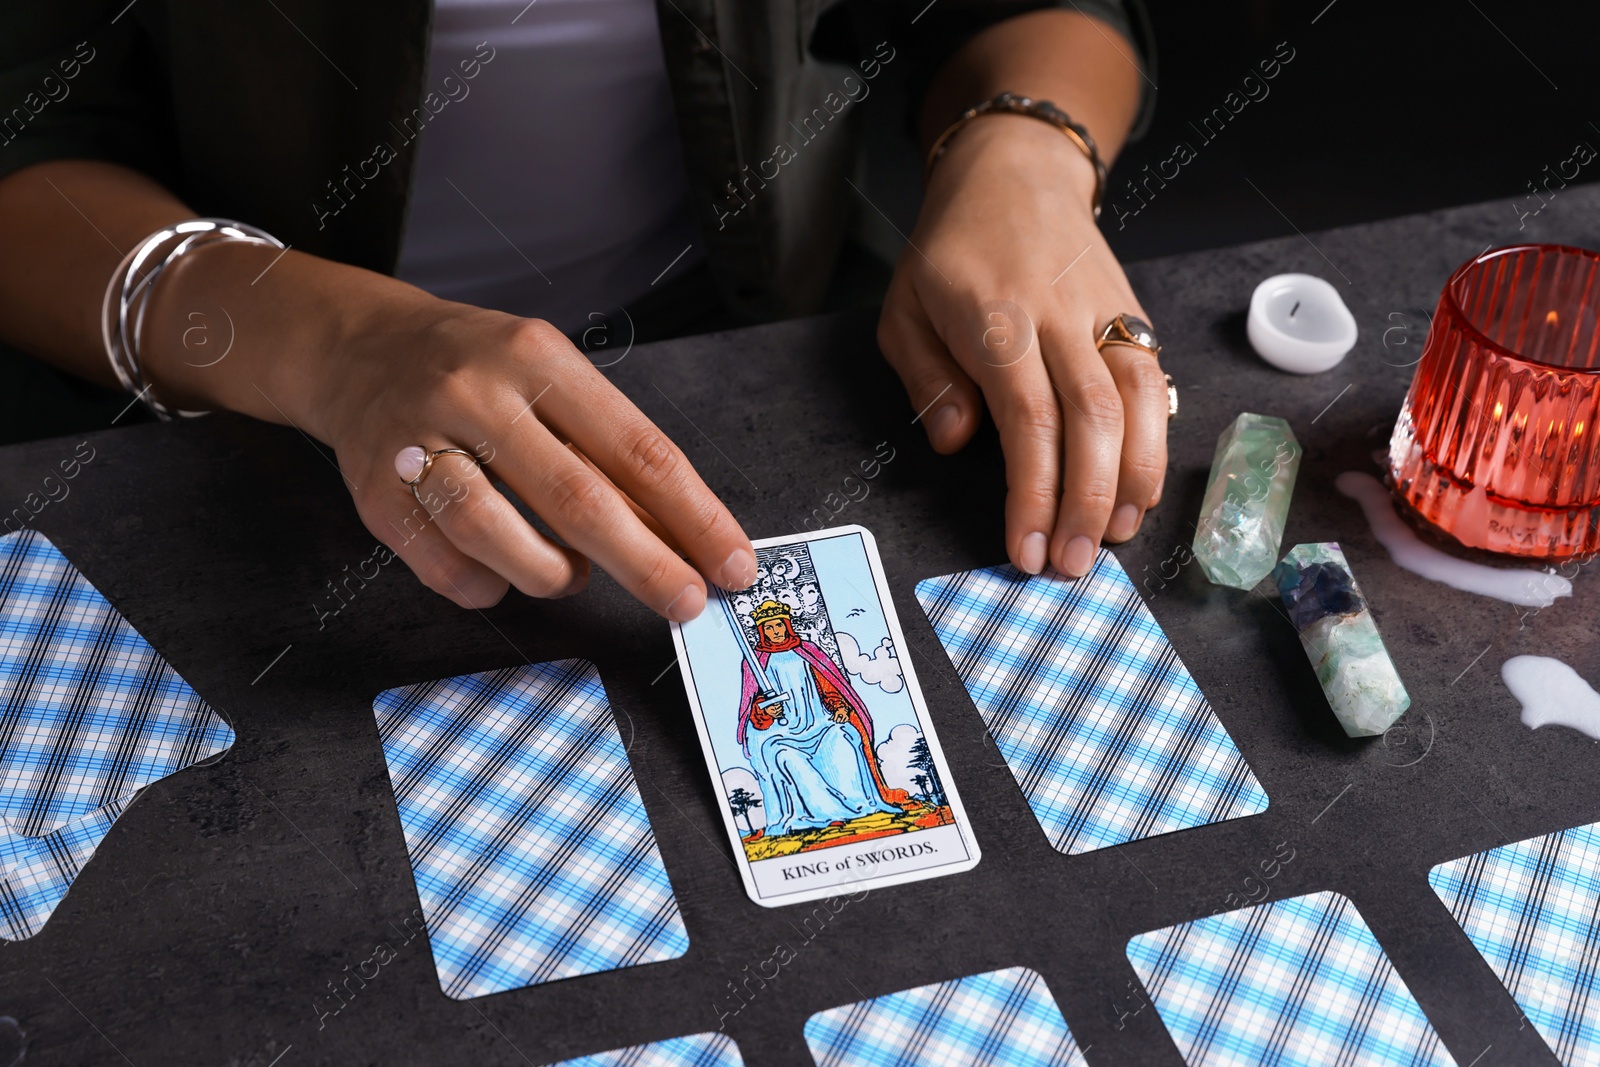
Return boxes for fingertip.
[1105,503,1142,543]
[1055,534,1096,579]
[926,403,968,453]
[451,571,510,609]
[666,582,707,623]
[716,545,758,590]
[1016,531,1048,575]
[556,563,591,598]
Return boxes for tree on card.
[908,737,945,806]
[727,787,763,838]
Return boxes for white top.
[396,0,701,335]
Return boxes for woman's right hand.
[310,298,758,620]
[17,157,761,625]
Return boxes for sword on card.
[717,591,791,723]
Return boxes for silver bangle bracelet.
[100,218,285,421]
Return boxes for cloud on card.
[875,724,923,795]
[836,631,903,693]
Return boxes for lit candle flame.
[1546,310,1560,327]
[1493,401,1504,420]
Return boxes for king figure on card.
[674,529,979,906]
[736,600,911,838]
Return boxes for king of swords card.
[670,524,981,908]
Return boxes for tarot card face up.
[670,525,980,908]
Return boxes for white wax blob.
[1502,656,1600,739]
[1335,471,1572,607]
[1247,273,1358,374]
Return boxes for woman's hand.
[311,297,758,618]
[0,158,754,622]
[878,113,1167,579]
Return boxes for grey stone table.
[4,184,1600,1067]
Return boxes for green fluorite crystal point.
[1193,413,1302,589]
[1272,542,1411,738]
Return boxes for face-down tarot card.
[670,525,980,908]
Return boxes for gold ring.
[1096,313,1161,358]
[397,446,480,506]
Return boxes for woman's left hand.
[877,112,1168,579]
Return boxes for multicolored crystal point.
[1193,413,1302,589]
[1272,542,1411,737]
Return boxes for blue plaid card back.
[373,659,689,999]
[553,1032,744,1067]
[803,966,1089,1067]
[0,793,131,940]
[0,529,234,939]
[1430,822,1600,1067]
[1126,890,1453,1067]
[914,553,1267,854]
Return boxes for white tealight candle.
[1247,273,1358,374]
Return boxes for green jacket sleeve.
[812,0,1156,142]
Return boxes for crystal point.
[1273,542,1411,737]
[1193,413,1302,589]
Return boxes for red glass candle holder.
[1390,243,1600,559]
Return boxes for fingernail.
[719,547,758,589]
[1019,531,1048,575]
[666,584,705,622]
[928,404,961,443]
[394,445,427,482]
[1062,535,1095,578]
[458,572,508,608]
[1107,503,1140,542]
[557,568,590,598]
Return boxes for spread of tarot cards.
[669,525,980,907]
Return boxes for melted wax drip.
[1335,472,1572,608]
[1502,656,1600,740]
